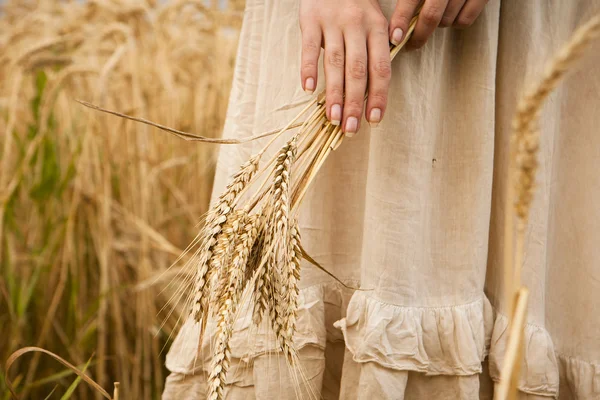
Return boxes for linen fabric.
[163,1,600,398]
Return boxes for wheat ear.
[269,141,299,360]
[190,156,259,323]
[207,214,259,400]
[252,139,297,326]
[210,209,247,309]
[281,219,302,349]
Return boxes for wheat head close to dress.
[155,14,422,400]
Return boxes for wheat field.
[3,0,599,399]
[0,0,243,398]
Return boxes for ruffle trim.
[336,290,600,398]
[557,354,600,399]
[165,284,332,382]
[166,284,599,398]
[334,293,494,376]
[487,313,559,397]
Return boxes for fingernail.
[304,77,315,93]
[391,28,404,45]
[369,108,381,128]
[345,117,358,137]
[331,104,342,125]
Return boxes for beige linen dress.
[163,1,600,399]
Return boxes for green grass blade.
[25,360,98,389]
[59,355,93,400]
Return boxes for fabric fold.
[165,284,330,376]
[557,354,600,399]
[334,292,495,376]
[165,284,598,399]
[488,313,559,397]
[332,291,576,399]
[163,284,335,399]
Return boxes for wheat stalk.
[497,14,600,400]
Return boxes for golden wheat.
[186,14,422,399]
[190,157,259,325]
[73,10,421,400]
[207,213,259,400]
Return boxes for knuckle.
[391,13,411,29]
[302,40,320,54]
[343,6,365,24]
[327,86,344,100]
[372,59,391,79]
[421,5,443,25]
[327,49,345,68]
[299,13,315,31]
[345,98,364,113]
[299,17,307,31]
[455,14,475,27]
[368,92,387,106]
[349,59,367,79]
[301,62,317,74]
[371,14,389,30]
[439,15,454,27]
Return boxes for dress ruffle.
[165,284,331,377]
[557,353,600,399]
[334,292,494,376]
[334,291,565,398]
[165,284,596,399]
[488,313,559,397]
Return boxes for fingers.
[390,0,486,49]
[409,0,447,49]
[300,26,322,93]
[389,0,421,46]
[342,28,368,136]
[455,0,487,29]
[301,2,393,132]
[323,30,345,126]
[440,0,466,27]
[366,26,391,128]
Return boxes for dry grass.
[0,0,243,398]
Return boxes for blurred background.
[0,0,244,398]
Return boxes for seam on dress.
[555,352,600,367]
[360,293,484,310]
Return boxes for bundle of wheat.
[159,13,424,400]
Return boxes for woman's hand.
[389,0,488,49]
[300,0,391,135]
